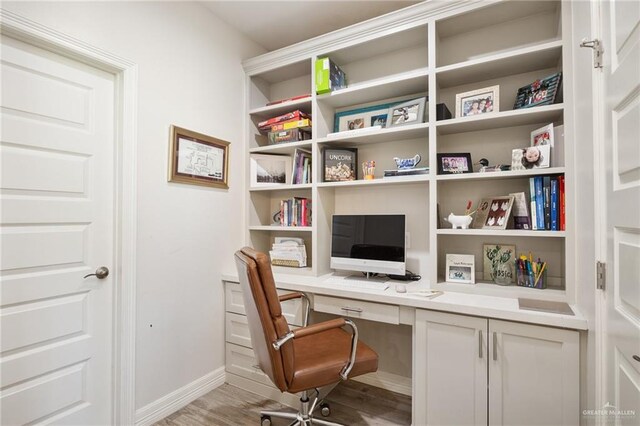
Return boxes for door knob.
[633,355,640,363]
[84,266,109,279]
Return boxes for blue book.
[543,176,551,230]
[529,177,538,230]
[535,177,545,230]
[551,177,559,231]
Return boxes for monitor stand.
[345,272,389,283]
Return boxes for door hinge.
[580,38,604,69]
[596,261,606,290]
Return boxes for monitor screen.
[331,215,406,268]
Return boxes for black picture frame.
[323,148,358,182]
[513,72,563,110]
[437,153,473,175]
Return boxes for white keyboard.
[323,276,389,291]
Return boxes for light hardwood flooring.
[155,381,411,425]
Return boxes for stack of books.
[529,174,565,231]
[258,110,312,145]
[383,167,429,178]
[291,148,312,184]
[270,237,307,268]
[279,197,311,227]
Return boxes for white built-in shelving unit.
[243,0,574,302]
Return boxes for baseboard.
[135,366,226,426]
[226,373,300,408]
[352,370,412,396]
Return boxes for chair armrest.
[292,318,346,339]
[278,292,310,326]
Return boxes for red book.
[559,175,566,231]
[258,110,309,129]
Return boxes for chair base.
[260,386,343,426]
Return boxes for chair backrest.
[234,247,294,392]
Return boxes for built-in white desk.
[221,272,587,425]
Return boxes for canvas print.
[483,244,516,284]
[482,196,515,230]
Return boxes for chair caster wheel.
[260,415,272,426]
[320,403,331,417]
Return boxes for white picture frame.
[531,123,554,147]
[482,195,515,230]
[445,254,475,284]
[455,85,500,118]
[386,97,427,128]
[250,154,292,187]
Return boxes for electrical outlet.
[406,232,411,249]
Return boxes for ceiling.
[202,1,422,52]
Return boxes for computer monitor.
[330,214,406,276]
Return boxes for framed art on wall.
[168,125,229,189]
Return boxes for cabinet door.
[488,320,579,425]
[415,310,488,425]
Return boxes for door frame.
[0,9,138,424]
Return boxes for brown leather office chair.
[234,247,378,426]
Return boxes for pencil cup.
[362,161,375,180]
[516,268,547,289]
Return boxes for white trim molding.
[0,8,139,425]
[135,367,227,426]
[241,0,489,76]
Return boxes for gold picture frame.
[168,125,229,189]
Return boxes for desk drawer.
[226,343,274,387]
[225,312,252,348]
[314,295,400,325]
[225,282,305,326]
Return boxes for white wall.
[2,0,265,412]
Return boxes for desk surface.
[221,272,588,330]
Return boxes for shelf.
[437,167,565,181]
[249,97,312,118]
[437,229,565,238]
[436,40,563,88]
[317,174,429,188]
[317,122,429,145]
[249,226,312,232]
[250,140,313,155]
[249,184,312,192]
[435,104,564,135]
[316,68,429,109]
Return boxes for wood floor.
[155,381,411,425]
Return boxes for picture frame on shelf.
[445,254,475,284]
[250,154,292,187]
[333,102,394,133]
[437,153,473,174]
[511,145,551,171]
[455,85,499,118]
[531,123,554,147]
[471,198,492,229]
[482,195,515,230]
[513,72,562,109]
[168,125,229,189]
[386,97,427,128]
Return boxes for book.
[270,237,307,268]
[323,148,357,181]
[535,177,545,230]
[529,178,538,230]
[551,177,559,231]
[291,148,312,184]
[559,175,566,230]
[266,94,311,106]
[509,192,531,230]
[258,110,310,129]
[268,128,311,145]
[543,176,551,230]
[270,118,312,132]
[383,167,429,177]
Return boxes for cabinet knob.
[633,355,640,363]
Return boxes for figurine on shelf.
[475,158,511,173]
[445,200,476,229]
[393,154,421,170]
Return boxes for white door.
[414,310,487,426]
[600,0,640,423]
[0,35,115,425]
[488,320,579,426]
